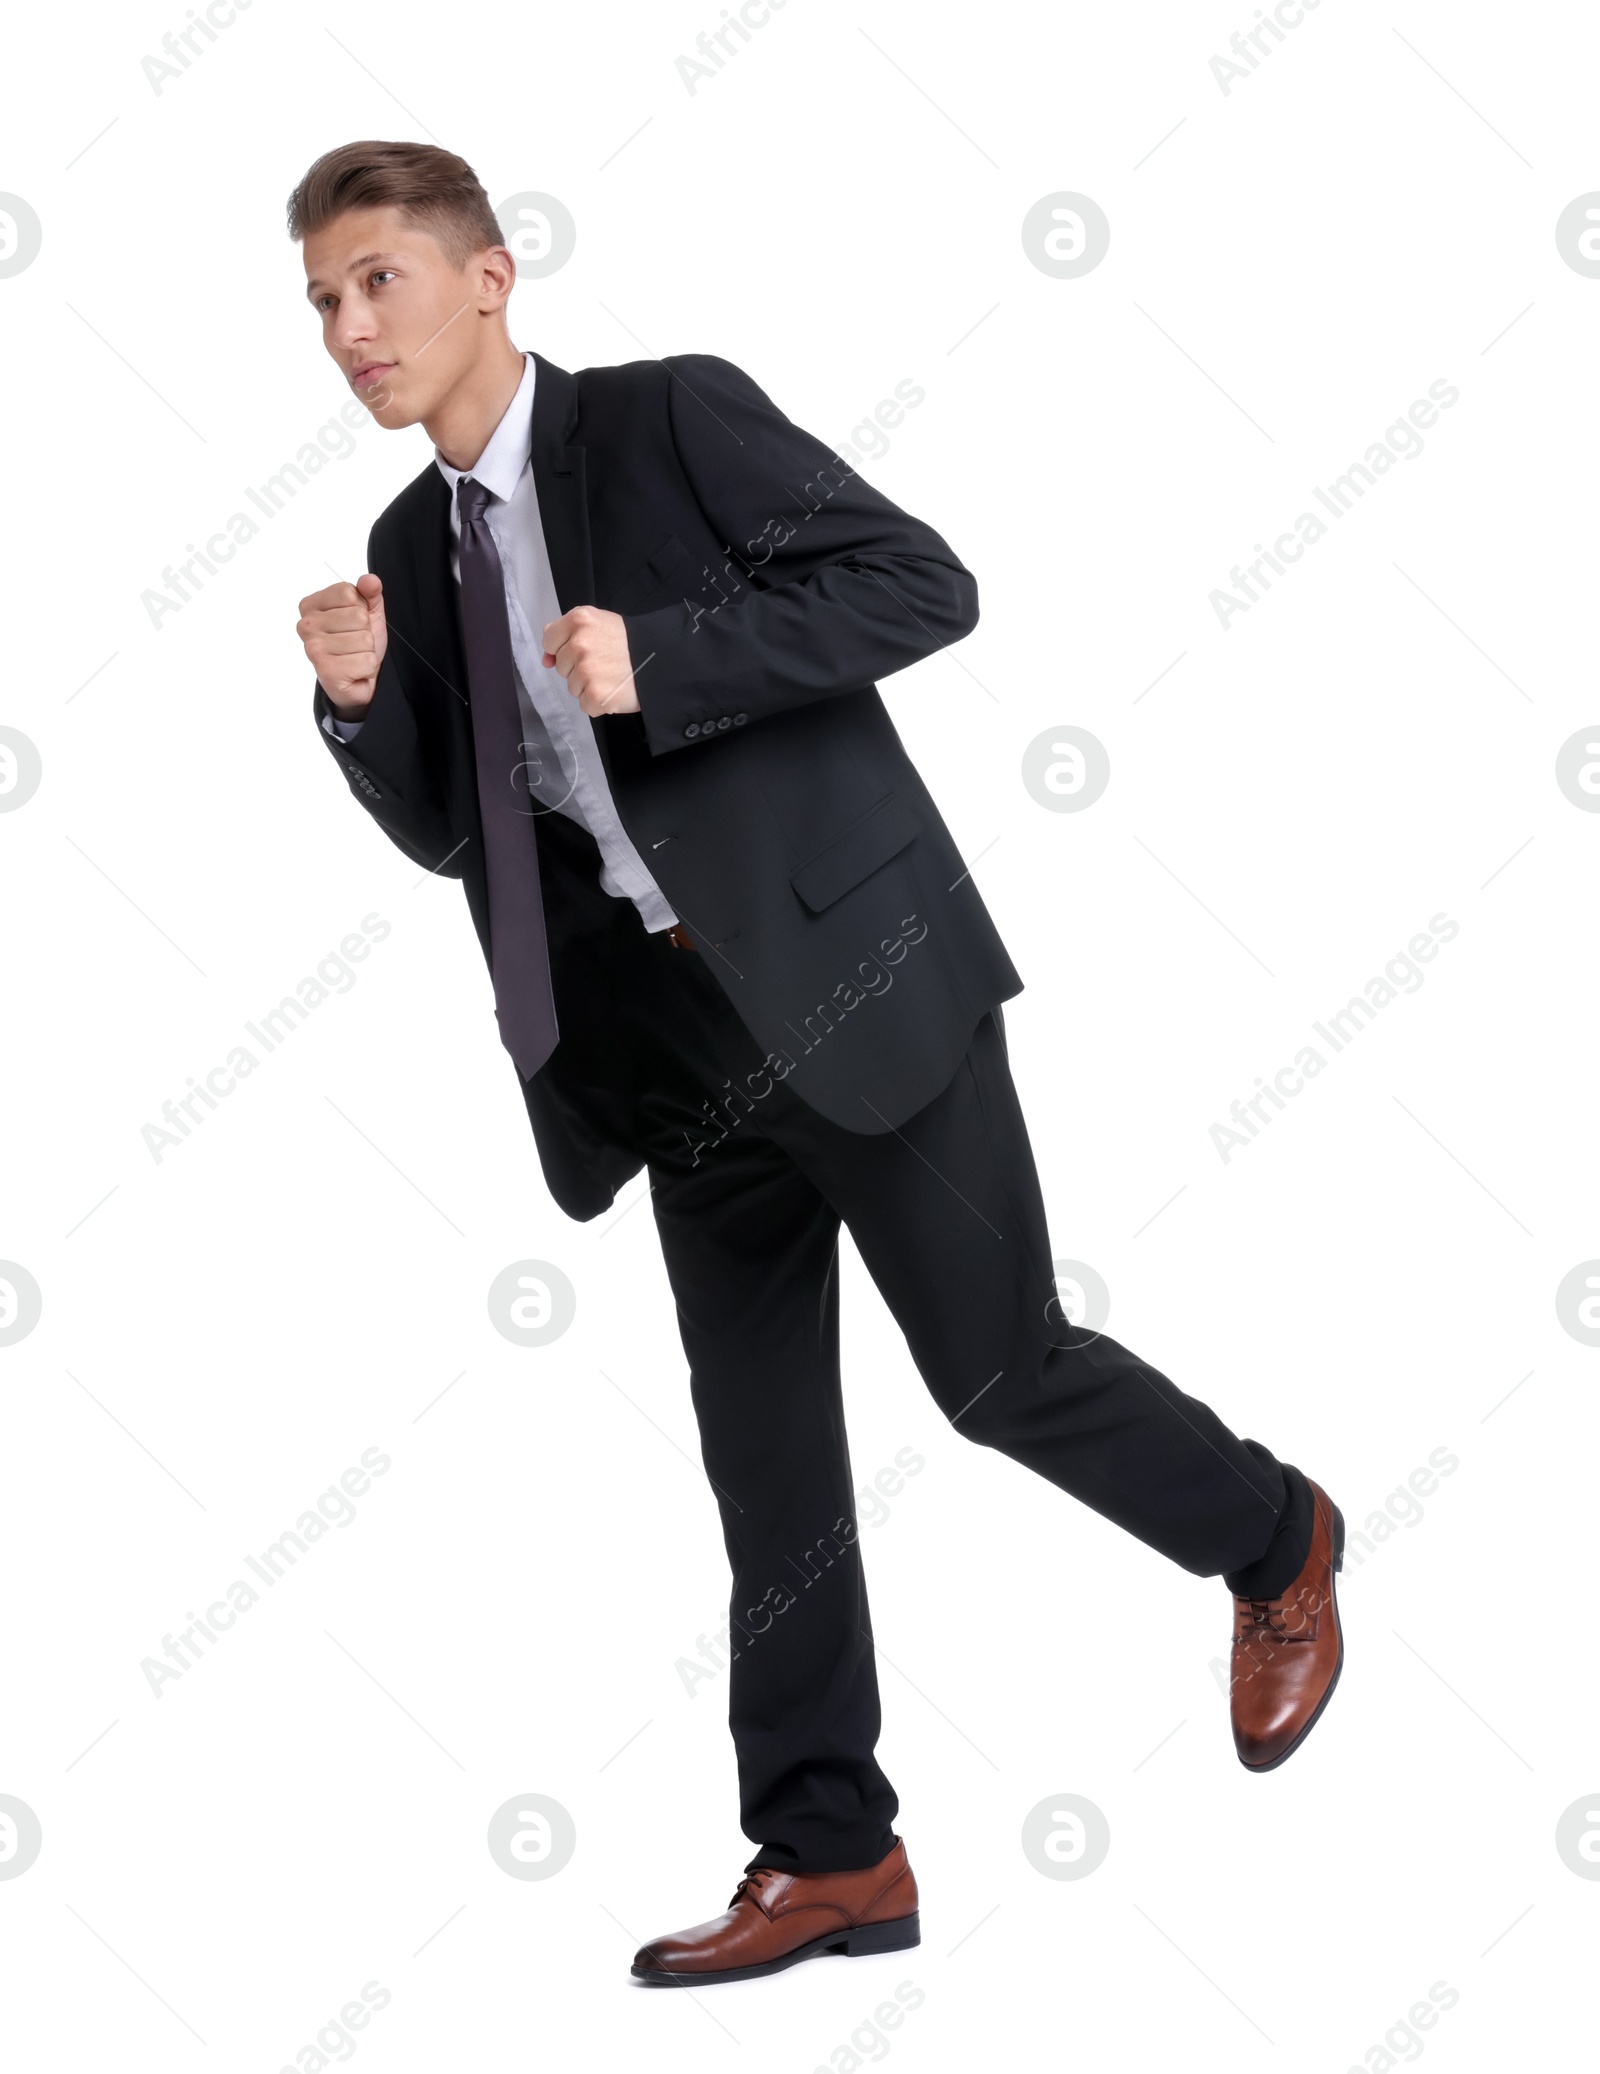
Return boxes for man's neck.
[425,339,528,473]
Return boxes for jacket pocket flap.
[790,793,920,913]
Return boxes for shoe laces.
[728,1867,780,1910]
[1236,1591,1315,1643]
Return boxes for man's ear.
[474,244,518,312]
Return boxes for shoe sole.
[1237,1497,1345,1775]
[632,1909,921,1986]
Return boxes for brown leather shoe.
[1229,1478,1345,1771]
[632,1837,920,1985]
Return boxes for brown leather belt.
[665,923,696,951]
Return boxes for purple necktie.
[456,475,559,1079]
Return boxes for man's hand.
[298,574,388,720]
[542,606,639,716]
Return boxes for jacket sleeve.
[311,525,467,880]
[619,355,979,757]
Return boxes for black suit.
[314,353,1314,1874]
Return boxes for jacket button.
[717,715,732,730]
[732,712,748,725]
[684,723,700,738]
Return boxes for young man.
[290,140,1346,1988]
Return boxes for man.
[290,139,1346,1988]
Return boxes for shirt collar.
[433,351,536,504]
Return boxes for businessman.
[289,140,1347,1987]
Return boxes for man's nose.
[332,303,375,351]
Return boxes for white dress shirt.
[324,351,678,932]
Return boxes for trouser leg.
[646,1118,899,1874]
[693,999,1314,1599]
[624,933,898,1875]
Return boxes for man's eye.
[371,271,396,288]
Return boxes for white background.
[2,0,1596,2067]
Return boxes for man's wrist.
[322,684,373,723]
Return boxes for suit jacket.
[313,352,1024,1219]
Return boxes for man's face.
[302,204,509,428]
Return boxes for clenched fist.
[542,605,640,717]
[298,574,388,720]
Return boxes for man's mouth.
[352,361,395,389]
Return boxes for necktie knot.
[458,475,491,526]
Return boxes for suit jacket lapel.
[527,352,612,786]
[406,467,469,710]
[528,353,594,610]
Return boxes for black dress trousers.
[536,816,1314,1877]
